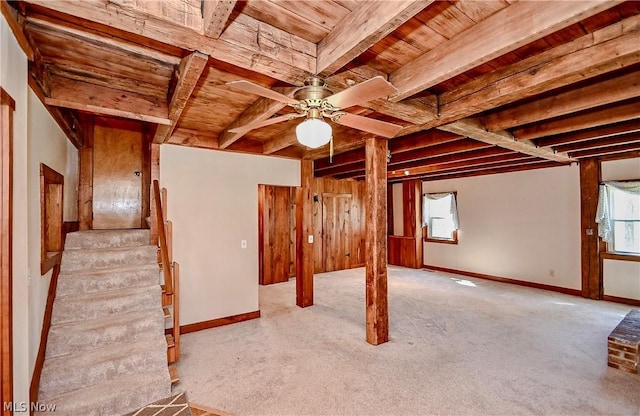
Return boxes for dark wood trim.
[180,310,261,334]
[365,136,388,345]
[295,160,314,307]
[29,263,61,404]
[1,86,14,416]
[602,252,640,263]
[579,158,602,299]
[423,264,582,297]
[40,163,64,275]
[386,184,394,236]
[423,191,458,245]
[602,295,640,307]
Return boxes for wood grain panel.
[579,158,602,299]
[259,185,294,285]
[388,236,417,268]
[323,193,352,272]
[93,118,144,229]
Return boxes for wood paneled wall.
[388,179,423,268]
[258,176,365,285]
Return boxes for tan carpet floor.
[174,266,640,415]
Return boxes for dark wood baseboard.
[180,310,261,334]
[603,295,640,307]
[30,263,61,403]
[423,264,582,297]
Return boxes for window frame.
[423,191,459,245]
[605,184,640,258]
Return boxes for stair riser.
[65,230,151,250]
[46,312,165,358]
[60,246,158,273]
[39,337,168,400]
[56,268,160,298]
[51,287,161,325]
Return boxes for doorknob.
[134,171,141,177]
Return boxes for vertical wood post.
[150,143,160,245]
[580,158,602,299]
[295,160,314,307]
[365,136,389,345]
[78,116,93,230]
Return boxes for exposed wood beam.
[317,0,430,76]
[262,125,298,154]
[439,15,640,126]
[388,147,513,174]
[45,76,171,125]
[440,119,574,163]
[570,142,640,159]
[202,0,236,38]
[390,1,619,102]
[555,132,640,154]
[304,135,367,161]
[387,154,535,181]
[1,0,34,60]
[483,71,640,132]
[535,119,640,148]
[323,66,437,125]
[393,160,562,183]
[296,160,314,308]
[153,51,209,143]
[364,136,388,345]
[24,0,314,84]
[513,100,640,141]
[28,60,85,148]
[167,127,219,149]
[389,139,490,166]
[220,87,297,149]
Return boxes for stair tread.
[40,334,168,399]
[37,367,171,416]
[65,229,151,250]
[58,263,159,277]
[55,282,161,301]
[47,308,165,358]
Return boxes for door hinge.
[345,209,350,214]
[345,252,351,257]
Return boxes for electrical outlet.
[241,240,247,248]
[308,235,314,244]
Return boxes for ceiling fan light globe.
[296,118,332,148]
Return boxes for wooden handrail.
[153,180,173,295]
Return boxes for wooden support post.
[580,158,602,299]
[405,179,423,268]
[295,160,314,307]
[78,116,93,230]
[150,143,160,245]
[365,136,389,345]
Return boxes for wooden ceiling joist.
[316,0,432,76]
[2,0,34,60]
[534,119,640,148]
[389,0,618,102]
[202,0,236,38]
[402,160,564,183]
[440,119,574,163]
[45,76,171,125]
[153,51,209,143]
[554,132,640,153]
[513,99,640,141]
[569,141,640,159]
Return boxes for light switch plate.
[241,240,247,248]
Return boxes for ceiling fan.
[226,76,403,148]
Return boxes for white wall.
[423,165,582,290]
[2,16,30,407]
[392,183,404,236]
[2,18,79,406]
[27,90,78,374]
[601,157,640,300]
[160,145,300,325]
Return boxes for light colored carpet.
[38,230,171,415]
[175,266,640,416]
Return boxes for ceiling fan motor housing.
[294,76,336,113]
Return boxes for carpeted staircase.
[38,229,172,415]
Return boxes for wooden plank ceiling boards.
[7,0,640,180]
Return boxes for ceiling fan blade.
[229,113,305,134]
[226,80,299,105]
[325,76,398,110]
[333,113,402,138]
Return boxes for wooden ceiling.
[4,0,640,182]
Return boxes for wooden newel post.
[365,136,389,345]
[296,160,314,307]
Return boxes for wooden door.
[93,119,143,229]
[323,193,352,272]
[258,185,295,285]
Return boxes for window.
[40,164,64,274]
[596,181,640,255]
[422,192,459,244]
